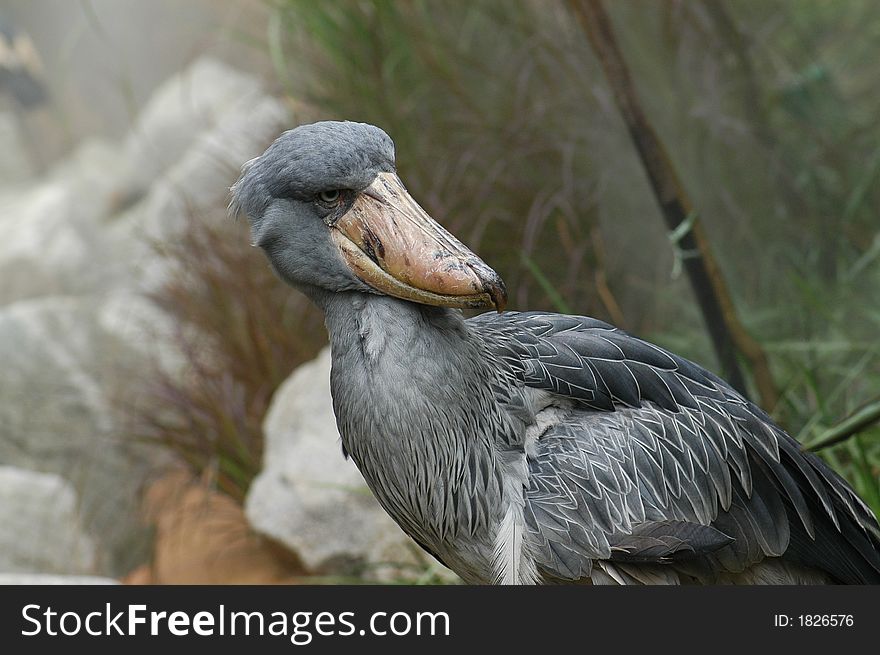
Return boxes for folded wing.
[471,311,880,583]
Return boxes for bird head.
[230,121,506,312]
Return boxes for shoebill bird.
[231,120,880,584]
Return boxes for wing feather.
[470,310,880,583]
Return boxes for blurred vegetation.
[136,1,878,518]
[133,208,325,501]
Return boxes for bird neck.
[319,291,474,366]
[316,291,505,546]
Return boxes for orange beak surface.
[330,172,507,312]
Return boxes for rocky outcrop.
[0,294,167,574]
[0,467,97,575]
[0,56,289,577]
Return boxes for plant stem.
[567,0,780,409]
[806,400,880,451]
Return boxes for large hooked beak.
[330,172,507,312]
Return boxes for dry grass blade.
[128,207,325,501]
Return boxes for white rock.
[0,56,290,306]
[246,347,451,581]
[0,466,97,574]
[0,295,169,575]
[122,57,286,194]
[110,57,289,294]
[0,141,128,305]
[0,56,291,579]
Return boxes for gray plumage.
[232,121,880,584]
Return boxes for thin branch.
[567,0,780,409]
[806,401,880,452]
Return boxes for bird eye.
[318,189,341,204]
